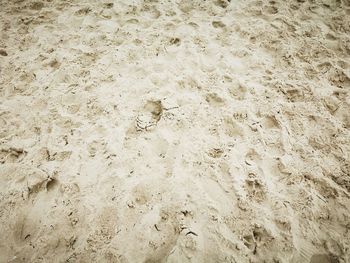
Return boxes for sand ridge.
[0,0,349,262]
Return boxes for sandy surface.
[0,0,350,262]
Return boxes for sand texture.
[0,0,350,262]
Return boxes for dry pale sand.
[0,0,350,262]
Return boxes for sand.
[0,0,350,262]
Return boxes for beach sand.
[0,0,349,262]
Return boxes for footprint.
[233,112,248,122]
[281,86,305,102]
[0,49,8,56]
[12,212,39,243]
[228,81,247,100]
[317,62,332,74]
[208,148,224,158]
[205,93,225,106]
[332,89,347,101]
[188,22,199,28]
[290,3,300,10]
[103,3,114,9]
[243,234,256,251]
[325,33,337,41]
[336,60,348,69]
[169,37,181,46]
[141,4,161,19]
[0,164,54,199]
[245,149,261,166]
[86,207,119,249]
[245,173,266,202]
[212,21,226,28]
[243,225,273,253]
[214,0,230,8]
[262,115,280,129]
[274,217,292,234]
[87,140,104,158]
[309,254,339,263]
[47,59,60,69]
[296,237,318,262]
[136,100,163,132]
[30,2,44,10]
[323,96,340,115]
[328,68,350,88]
[223,117,243,137]
[263,5,278,14]
[251,225,273,249]
[334,103,350,129]
[48,151,72,161]
[126,18,139,24]
[0,147,26,164]
[75,7,91,16]
[178,1,195,13]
